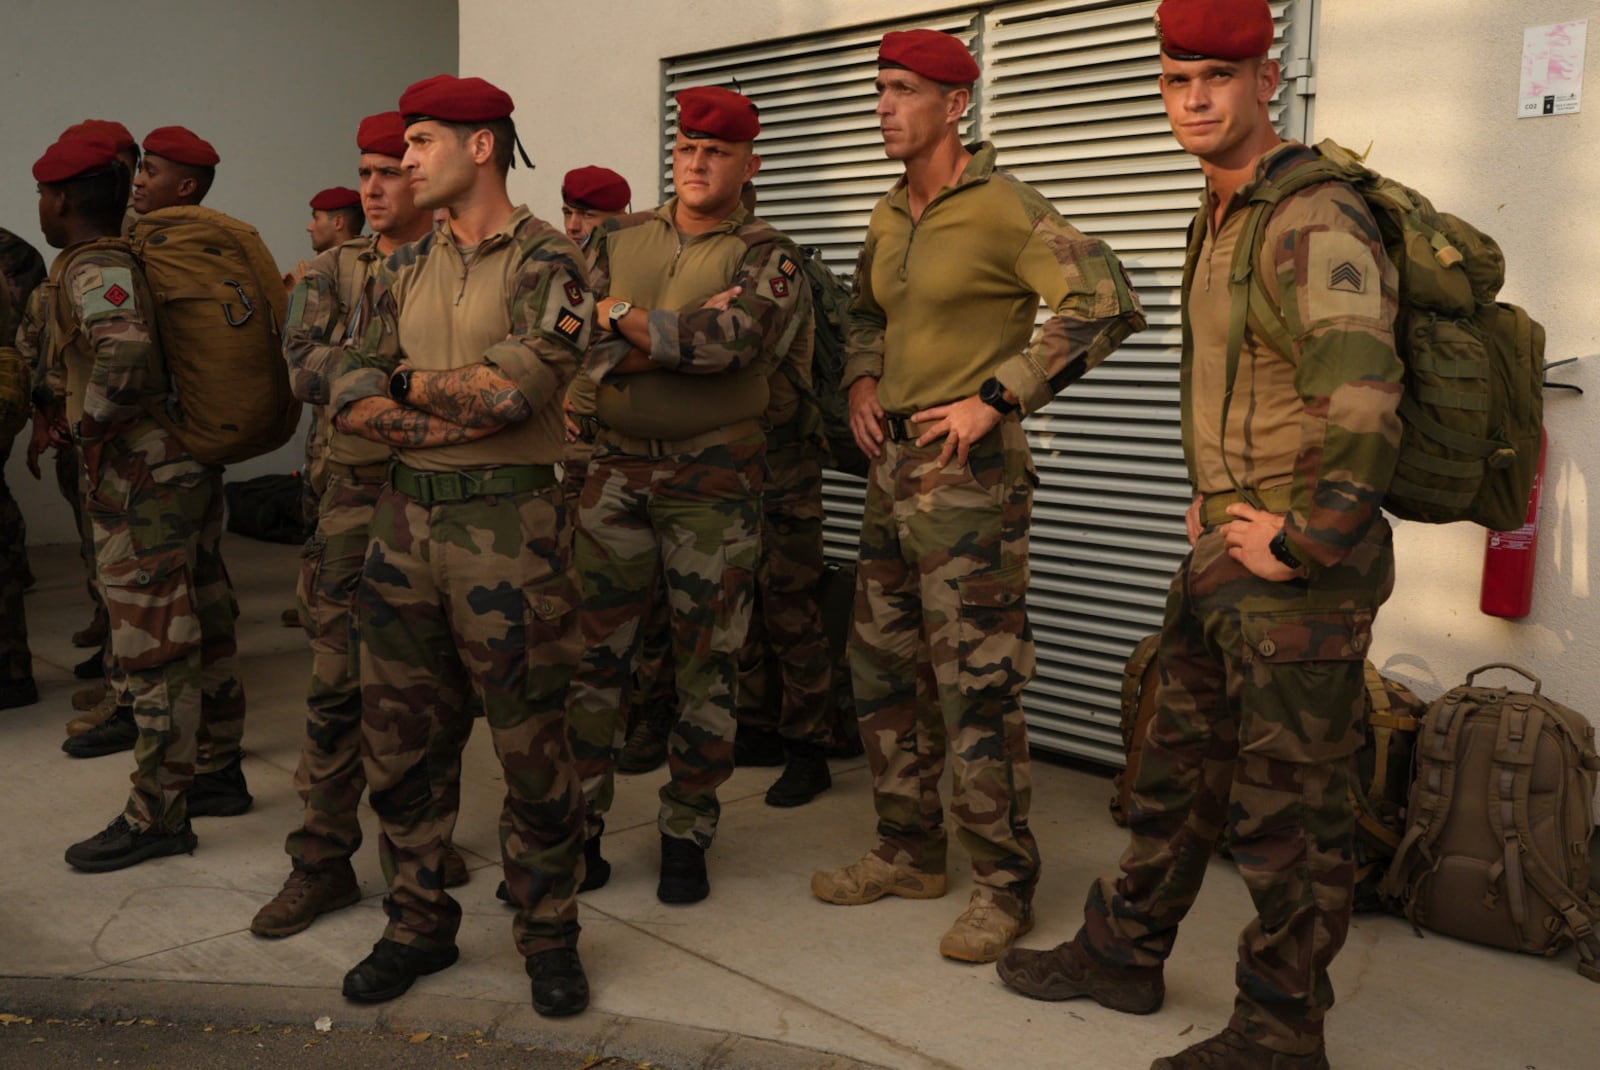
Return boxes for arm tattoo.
[407,364,532,428]
[336,398,501,448]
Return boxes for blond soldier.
[812,30,1145,963]
[253,112,468,940]
[997,4,1404,1068]
[330,74,592,1017]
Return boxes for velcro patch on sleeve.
[1304,231,1383,325]
[553,307,585,342]
[77,265,139,319]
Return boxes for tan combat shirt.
[1183,140,1403,567]
[584,198,806,440]
[332,205,594,471]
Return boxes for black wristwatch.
[978,376,1017,415]
[1269,529,1304,572]
[388,367,414,402]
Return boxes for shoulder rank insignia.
[1328,261,1365,294]
[554,307,585,342]
[776,253,799,280]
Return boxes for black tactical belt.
[389,462,556,505]
[766,419,808,449]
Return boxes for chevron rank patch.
[553,307,585,342]
[1328,261,1365,293]
[1306,231,1382,324]
[564,278,584,306]
[776,253,798,280]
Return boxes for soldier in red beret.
[252,108,468,945]
[330,73,593,1018]
[132,125,218,214]
[559,165,631,248]
[563,81,818,908]
[305,186,365,254]
[812,27,1145,967]
[35,131,252,871]
[998,3,1404,1068]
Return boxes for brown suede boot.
[71,684,107,712]
[1150,1028,1328,1070]
[996,936,1165,1014]
[65,692,118,737]
[251,862,361,938]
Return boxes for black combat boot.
[765,741,832,807]
[187,754,253,817]
[61,703,136,758]
[657,833,709,904]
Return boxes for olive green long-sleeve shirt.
[842,141,1145,416]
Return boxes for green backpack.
[777,247,868,479]
[1218,140,1544,531]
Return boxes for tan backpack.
[129,206,298,465]
[1380,664,1600,980]
[1109,634,1162,829]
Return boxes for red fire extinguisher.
[1480,430,1547,619]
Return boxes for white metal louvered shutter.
[663,0,1316,764]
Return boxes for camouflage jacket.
[842,141,1145,415]
[583,198,807,439]
[1183,140,1402,570]
[283,234,388,469]
[329,205,592,469]
[0,229,45,347]
[43,243,166,447]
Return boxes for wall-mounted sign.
[1520,20,1587,118]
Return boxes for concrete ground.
[2,538,1593,1070]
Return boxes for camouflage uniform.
[280,235,468,874]
[736,305,833,747]
[564,372,676,734]
[330,206,591,958]
[1076,141,1403,1056]
[43,243,245,830]
[842,142,1144,911]
[0,229,45,687]
[565,198,805,847]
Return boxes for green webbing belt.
[389,461,555,505]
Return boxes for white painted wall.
[3,0,457,544]
[465,0,1598,724]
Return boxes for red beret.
[399,74,514,124]
[675,86,760,142]
[357,111,408,157]
[1155,0,1274,60]
[878,29,981,85]
[562,166,631,212]
[310,186,361,212]
[33,135,120,184]
[143,125,220,167]
[63,119,136,153]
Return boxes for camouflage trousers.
[563,447,676,735]
[0,441,30,681]
[736,434,833,746]
[1079,516,1395,1055]
[850,418,1040,906]
[357,480,583,957]
[283,472,469,873]
[85,419,245,832]
[567,434,763,847]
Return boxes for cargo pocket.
[524,569,580,702]
[955,562,1035,699]
[100,547,202,673]
[296,536,326,642]
[1239,608,1372,763]
[709,532,761,656]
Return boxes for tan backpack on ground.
[1380,664,1600,980]
[130,206,297,465]
[1109,634,1162,828]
